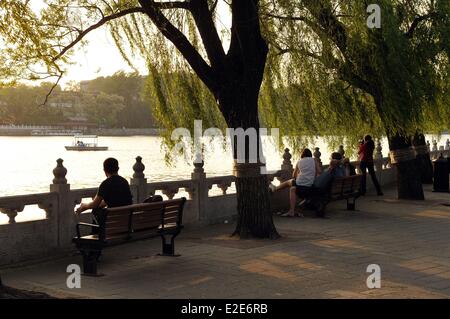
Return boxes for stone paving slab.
[2,184,450,299]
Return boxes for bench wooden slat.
[132,222,161,231]
[163,212,180,219]
[163,218,180,224]
[78,233,128,242]
[73,197,186,275]
[309,175,363,217]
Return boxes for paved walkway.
[2,185,450,298]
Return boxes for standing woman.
[358,135,383,196]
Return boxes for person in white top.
[269,148,321,217]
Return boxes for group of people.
[75,134,383,222]
[269,135,383,217]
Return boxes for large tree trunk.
[219,87,279,239]
[372,94,425,200]
[211,0,279,239]
[388,133,425,200]
[412,132,433,184]
[233,163,279,239]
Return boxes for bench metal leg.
[314,198,327,218]
[159,232,180,257]
[347,198,356,210]
[80,249,102,275]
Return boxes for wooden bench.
[328,175,362,210]
[304,175,362,217]
[72,197,186,275]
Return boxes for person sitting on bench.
[75,158,133,223]
[308,154,346,214]
[269,148,321,217]
[329,152,346,177]
[313,154,343,190]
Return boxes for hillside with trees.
[0,72,157,128]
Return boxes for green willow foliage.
[0,0,72,86]
[144,62,225,163]
[260,0,450,151]
[1,0,449,157]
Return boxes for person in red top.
[358,135,383,196]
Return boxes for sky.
[29,1,146,88]
[57,27,147,87]
[28,0,231,89]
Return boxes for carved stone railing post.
[217,181,232,195]
[50,158,73,247]
[338,145,345,158]
[354,161,362,174]
[0,207,23,224]
[162,188,179,200]
[314,147,322,170]
[191,154,207,221]
[432,140,438,152]
[279,148,293,182]
[373,140,383,183]
[375,140,383,172]
[130,156,147,203]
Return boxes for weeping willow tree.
[1,1,449,236]
[1,0,279,238]
[260,0,450,199]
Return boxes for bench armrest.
[76,222,100,238]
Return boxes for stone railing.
[428,139,450,159]
[0,124,61,130]
[0,192,57,224]
[1,140,448,265]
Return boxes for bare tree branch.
[406,12,437,38]
[190,0,226,68]
[40,71,63,106]
[52,7,146,62]
[263,13,309,22]
[151,1,191,10]
[139,0,218,93]
[210,0,219,13]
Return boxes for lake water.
[1,134,448,224]
[0,135,341,196]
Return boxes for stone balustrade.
[1,140,449,265]
[0,192,57,224]
[428,139,450,160]
[205,176,236,196]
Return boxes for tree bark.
[233,163,279,239]
[219,86,279,239]
[211,0,279,239]
[388,133,425,200]
[412,132,433,184]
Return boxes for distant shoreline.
[0,127,162,137]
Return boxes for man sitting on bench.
[75,158,133,224]
[308,153,345,214]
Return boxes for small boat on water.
[65,135,108,151]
